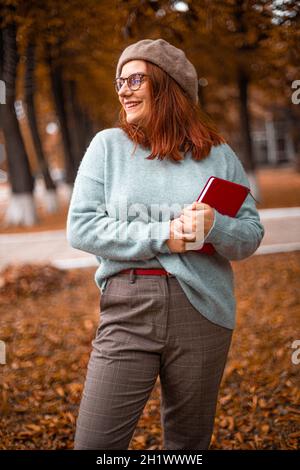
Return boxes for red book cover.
[190,176,251,255]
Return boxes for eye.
[129,74,142,86]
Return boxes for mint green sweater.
[66,128,264,329]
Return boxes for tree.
[24,36,59,213]
[1,12,38,226]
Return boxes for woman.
[67,38,264,450]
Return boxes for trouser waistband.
[118,268,175,284]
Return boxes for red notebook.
[190,176,251,255]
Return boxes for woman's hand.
[166,217,195,253]
[179,202,215,244]
[166,203,215,253]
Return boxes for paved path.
[0,208,299,270]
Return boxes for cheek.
[143,99,150,111]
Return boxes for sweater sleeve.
[66,132,171,261]
[202,144,265,260]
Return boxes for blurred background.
[0,0,299,451]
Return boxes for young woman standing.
[67,38,264,450]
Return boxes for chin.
[126,114,141,125]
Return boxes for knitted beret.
[116,38,199,104]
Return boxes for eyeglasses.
[114,73,149,93]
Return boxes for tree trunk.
[46,55,76,185]
[75,86,96,154]
[64,79,96,169]
[1,22,38,226]
[237,66,261,201]
[232,0,261,201]
[286,106,300,172]
[82,110,96,148]
[24,39,59,213]
[64,79,84,169]
[237,67,255,171]
[25,40,56,190]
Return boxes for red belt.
[119,268,173,276]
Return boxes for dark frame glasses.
[113,73,149,93]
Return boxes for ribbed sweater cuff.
[150,220,171,254]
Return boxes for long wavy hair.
[116,61,226,162]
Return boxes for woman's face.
[118,60,151,126]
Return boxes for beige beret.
[116,38,198,104]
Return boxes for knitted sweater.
[66,128,264,329]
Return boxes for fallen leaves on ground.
[0,264,79,300]
[0,253,299,450]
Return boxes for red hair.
[116,61,226,162]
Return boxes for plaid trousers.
[74,269,232,450]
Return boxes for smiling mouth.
[125,102,142,110]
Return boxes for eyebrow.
[118,72,145,79]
